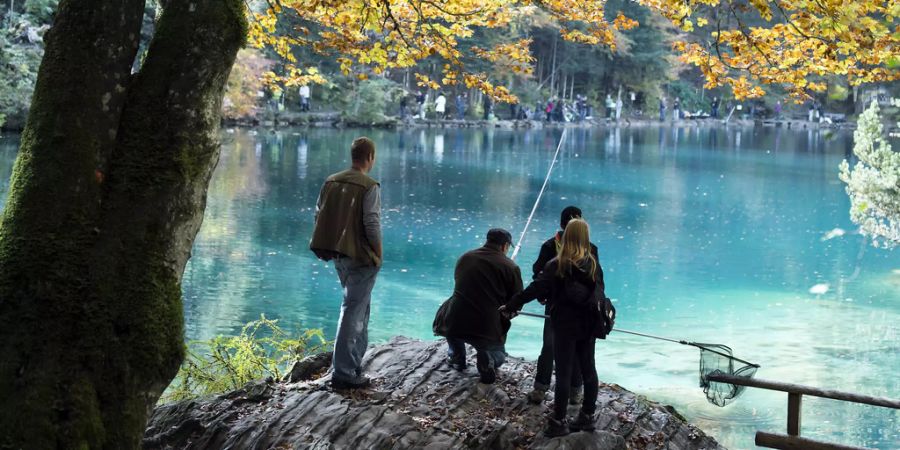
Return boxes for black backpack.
[587,280,615,339]
[562,268,616,339]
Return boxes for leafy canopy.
[249,0,899,102]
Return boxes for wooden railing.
[706,374,900,450]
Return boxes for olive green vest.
[310,169,380,266]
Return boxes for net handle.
[515,311,760,368]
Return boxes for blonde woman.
[501,218,605,437]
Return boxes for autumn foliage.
[248,1,899,102]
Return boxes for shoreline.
[225,111,860,131]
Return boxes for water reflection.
[0,127,896,449]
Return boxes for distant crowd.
[281,85,836,124]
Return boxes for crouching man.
[433,229,523,383]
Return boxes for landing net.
[694,343,760,406]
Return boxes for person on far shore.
[399,94,408,120]
[711,97,720,119]
[455,93,467,120]
[545,99,554,122]
[416,91,426,119]
[310,137,382,390]
[299,84,311,112]
[673,97,681,121]
[435,92,447,120]
[659,97,667,121]
[524,206,600,406]
[605,94,614,119]
[433,229,523,384]
[501,218,606,437]
[615,95,623,122]
[553,99,564,122]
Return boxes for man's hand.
[498,304,517,320]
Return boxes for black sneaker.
[331,375,371,390]
[527,388,547,404]
[476,352,496,384]
[544,417,570,437]
[446,357,467,372]
[568,411,595,432]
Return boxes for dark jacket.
[434,245,523,348]
[532,233,602,312]
[509,257,605,340]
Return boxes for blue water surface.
[0,125,897,449]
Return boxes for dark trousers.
[446,337,506,373]
[552,331,598,420]
[534,318,583,391]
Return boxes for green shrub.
[345,77,404,123]
[161,315,328,403]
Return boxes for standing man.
[659,96,667,121]
[433,229,523,384]
[415,90,426,120]
[525,206,600,404]
[435,92,447,120]
[615,94,623,122]
[456,92,467,120]
[483,94,493,120]
[299,84,311,112]
[711,96,720,119]
[310,137,382,389]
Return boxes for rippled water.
[0,126,897,449]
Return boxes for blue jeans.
[446,337,506,374]
[332,258,379,382]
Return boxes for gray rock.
[144,337,724,450]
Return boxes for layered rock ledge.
[144,336,724,449]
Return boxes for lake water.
[0,125,897,449]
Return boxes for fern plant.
[161,314,328,403]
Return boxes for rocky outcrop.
[144,337,724,449]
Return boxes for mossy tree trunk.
[0,0,246,447]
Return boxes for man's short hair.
[486,228,513,246]
[560,206,583,229]
[351,137,376,163]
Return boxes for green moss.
[224,0,250,47]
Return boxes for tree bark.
[0,0,246,447]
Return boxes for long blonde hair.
[556,218,597,280]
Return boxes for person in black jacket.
[501,218,604,437]
[527,206,600,405]
[433,229,523,383]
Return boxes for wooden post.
[787,393,802,436]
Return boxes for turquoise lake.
[0,125,897,449]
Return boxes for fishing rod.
[515,310,759,368]
[510,128,568,261]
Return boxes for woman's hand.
[498,304,518,320]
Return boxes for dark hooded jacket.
[433,245,523,348]
[508,256,605,340]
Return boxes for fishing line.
[511,128,568,261]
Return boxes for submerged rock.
[144,337,724,449]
